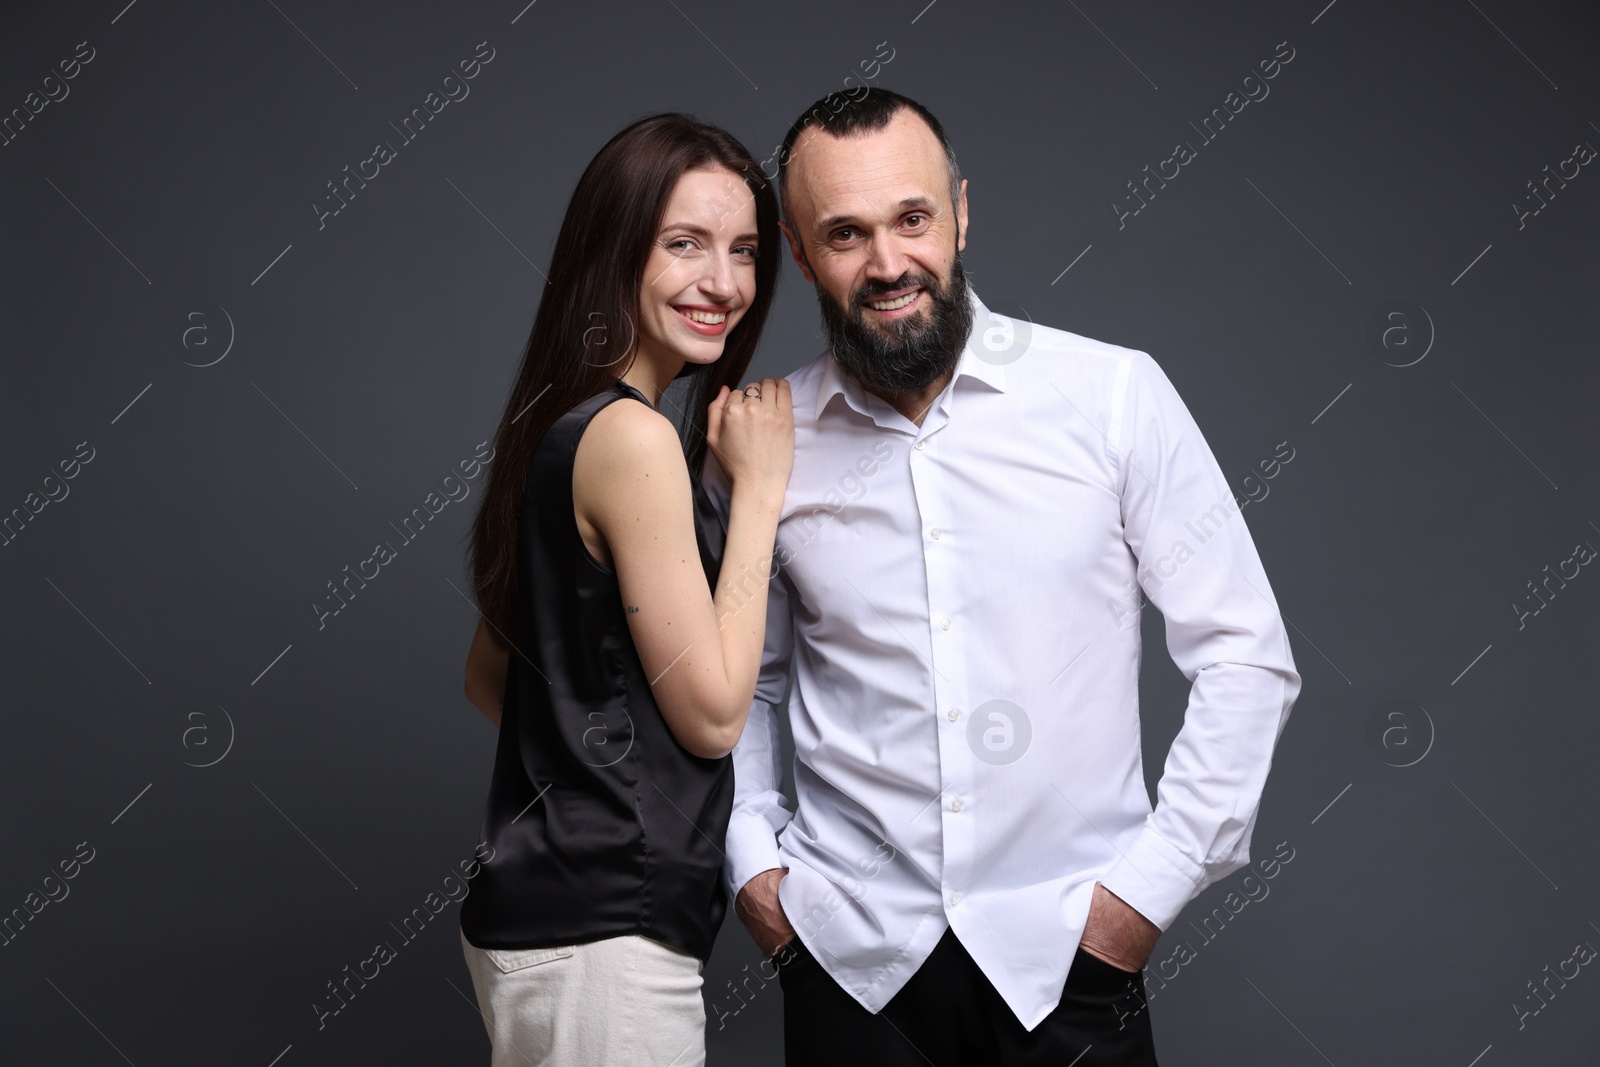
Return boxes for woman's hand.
[706,377,794,502]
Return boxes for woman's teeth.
[679,308,727,324]
[867,291,919,311]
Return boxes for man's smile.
[863,287,923,318]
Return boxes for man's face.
[781,109,972,394]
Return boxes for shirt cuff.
[1098,824,1208,932]
[723,812,787,901]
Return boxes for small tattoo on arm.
[626,604,640,614]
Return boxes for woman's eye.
[668,238,695,252]
[734,244,757,257]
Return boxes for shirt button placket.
[914,425,973,919]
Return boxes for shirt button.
[914,439,926,451]
[939,617,952,631]
[929,528,942,540]
[946,708,960,722]
[951,797,964,812]
[949,892,961,905]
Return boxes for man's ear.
[955,178,969,255]
[778,219,815,283]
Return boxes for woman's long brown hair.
[468,113,780,652]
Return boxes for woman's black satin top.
[459,380,734,961]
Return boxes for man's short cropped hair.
[775,86,962,225]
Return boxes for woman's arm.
[464,617,509,727]
[574,386,790,760]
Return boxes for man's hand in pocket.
[735,868,796,958]
[1078,881,1160,972]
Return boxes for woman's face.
[635,166,760,373]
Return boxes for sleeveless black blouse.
[460,380,734,961]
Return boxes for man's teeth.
[679,308,727,324]
[867,291,919,311]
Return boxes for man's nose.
[863,235,911,285]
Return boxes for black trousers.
[777,927,1160,1066]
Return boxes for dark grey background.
[3,0,1597,1063]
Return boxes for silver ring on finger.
[743,385,761,400]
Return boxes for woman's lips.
[674,306,729,336]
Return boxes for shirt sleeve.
[1096,350,1302,932]
[700,451,798,901]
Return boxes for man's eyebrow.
[815,196,940,234]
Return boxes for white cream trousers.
[459,927,707,1066]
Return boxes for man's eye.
[832,229,856,242]
[904,215,927,228]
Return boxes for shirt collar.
[815,286,1006,422]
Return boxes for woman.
[457,113,792,1066]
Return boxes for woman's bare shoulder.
[574,396,689,503]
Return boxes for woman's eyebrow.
[659,221,759,243]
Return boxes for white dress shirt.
[701,288,1301,1031]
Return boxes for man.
[700,87,1301,1065]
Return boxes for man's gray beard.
[816,257,975,394]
